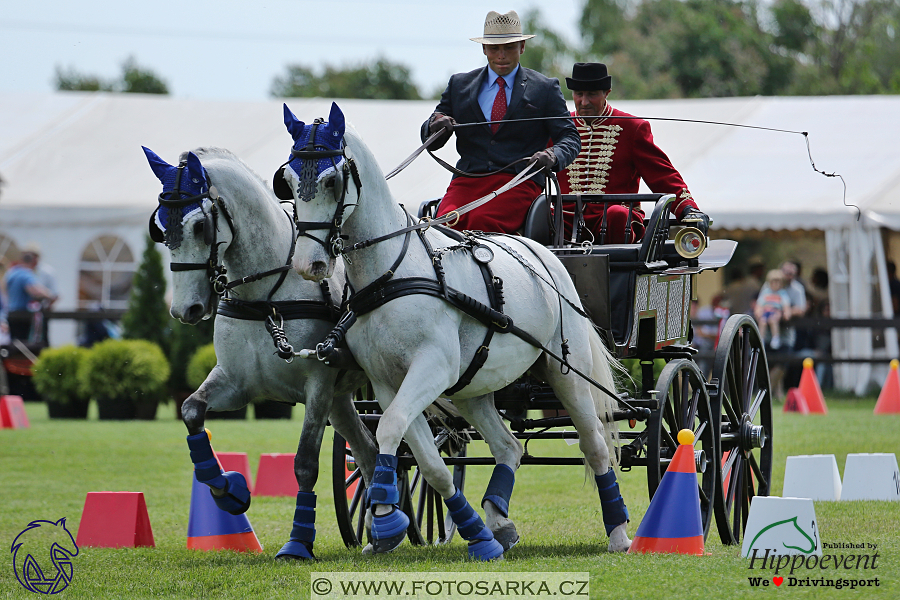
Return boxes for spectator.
[724,267,760,316]
[3,248,57,344]
[887,260,900,316]
[781,259,809,388]
[754,270,792,350]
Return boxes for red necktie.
[490,77,506,134]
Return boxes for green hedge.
[79,338,170,403]
[32,345,89,404]
[186,343,217,390]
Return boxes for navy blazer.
[421,66,580,188]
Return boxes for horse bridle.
[274,118,362,259]
[151,159,297,300]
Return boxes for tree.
[54,56,169,94]
[270,57,421,99]
[519,9,578,85]
[121,235,170,353]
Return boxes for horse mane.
[178,146,270,193]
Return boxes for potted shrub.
[79,339,170,420]
[254,399,293,420]
[32,345,90,419]
[186,344,247,420]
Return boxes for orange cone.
[784,388,810,414]
[874,359,900,414]
[629,429,704,556]
[798,358,827,414]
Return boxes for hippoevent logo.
[747,542,880,590]
[11,518,79,594]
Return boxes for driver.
[421,9,580,234]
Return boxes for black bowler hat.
[566,63,612,91]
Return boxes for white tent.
[2,91,898,390]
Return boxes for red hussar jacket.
[555,105,698,242]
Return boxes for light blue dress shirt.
[477,65,518,122]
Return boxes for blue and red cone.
[628,429,704,555]
[187,475,263,552]
[186,429,262,552]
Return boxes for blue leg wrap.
[596,468,629,536]
[369,454,408,552]
[368,454,400,505]
[481,464,515,518]
[276,491,316,560]
[187,432,226,489]
[187,432,251,514]
[445,488,504,561]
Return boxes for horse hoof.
[491,523,520,552]
[275,540,316,561]
[362,543,374,555]
[467,538,504,561]
[371,506,408,554]
[211,471,251,515]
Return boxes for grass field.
[1,397,897,599]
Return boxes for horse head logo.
[11,518,79,594]
[748,516,818,555]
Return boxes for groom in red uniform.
[422,10,581,234]
[557,62,709,243]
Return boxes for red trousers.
[436,174,541,234]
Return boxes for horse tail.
[585,326,626,486]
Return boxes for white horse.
[275,103,631,560]
[143,146,377,560]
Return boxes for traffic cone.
[629,429,704,555]
[76,492,155,548]
[254,454,298,497]
[874,359,900,414]
[0,395,30,429]
[783,388,810,414]
[798,358,827,414]
[187,440,262,552]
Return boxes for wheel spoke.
[698,484,710,507]
[749,453,768,495]
[693,420,707,444]
[679,372,691,425]
[748,388,766,421]
[416,477,427,530]
[426,485,435,544]
[687,386,699,427]
[345,468,362,488]
[661,426,678,454]
[436,494,447,542]
[732,455,744,540]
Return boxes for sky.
[0,0,584,102]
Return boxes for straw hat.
[470,10,535,44]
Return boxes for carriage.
[331,190,773,549]
[152,102,774,561]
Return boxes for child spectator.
[754,269,792,350]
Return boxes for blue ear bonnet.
[286,120,345,180]
[143,147,212,248]
[281,103,347,201]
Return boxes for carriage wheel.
[645,359,717,540]
[711,314,773,546]
[332,425,467,548]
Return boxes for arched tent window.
[78,236,136,309]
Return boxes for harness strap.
[217,299,338,323]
